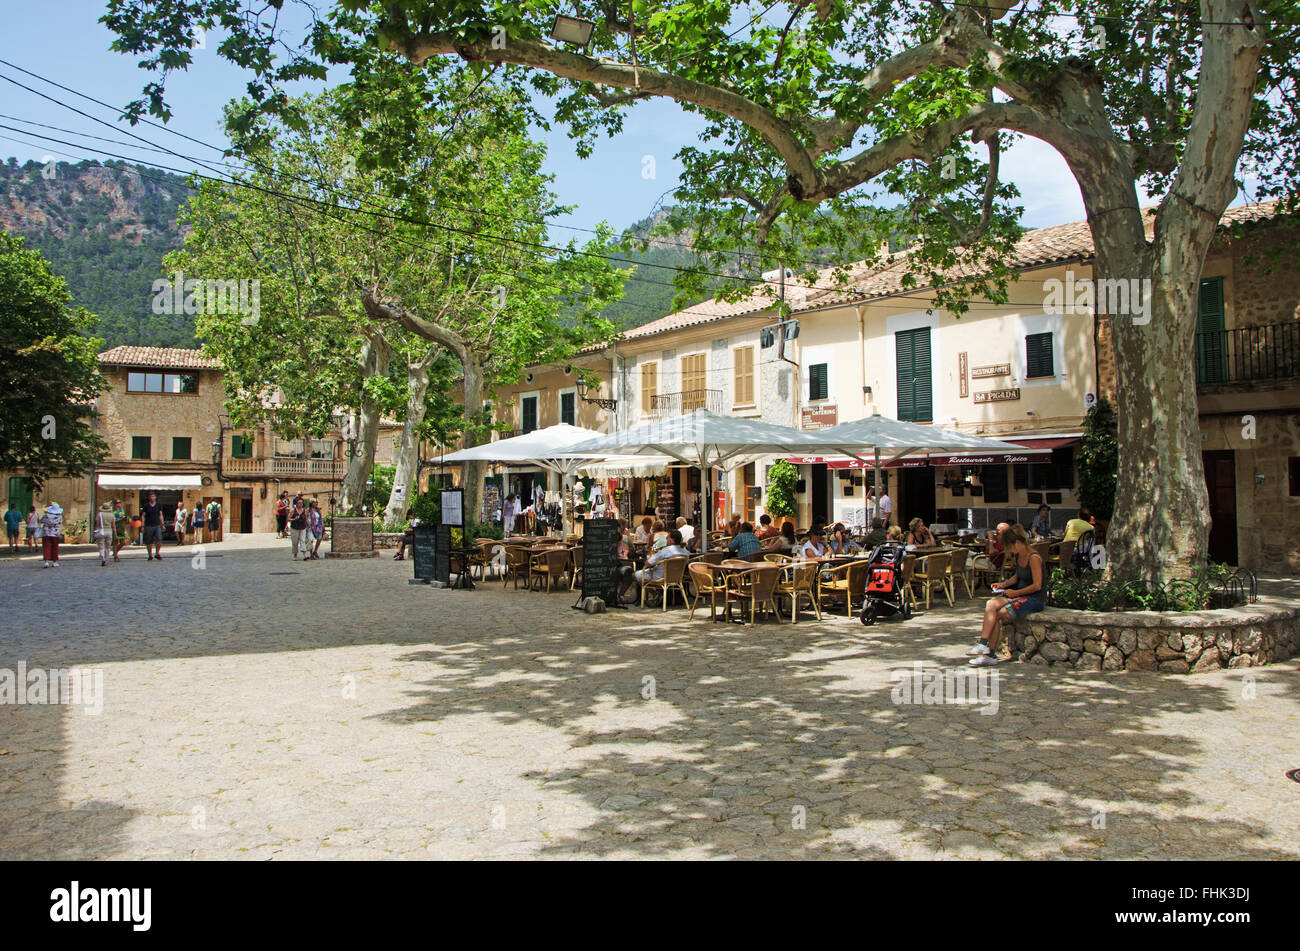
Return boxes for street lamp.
[575,377,617,412]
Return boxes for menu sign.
[412,525,437,583]
[434,523,453,584]
[801,404,838,429]
[580,518,622,606]
[973,387,1021,403]
[440,488,464,527]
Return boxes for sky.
[2,0,1129,244]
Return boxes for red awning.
[788,435,1079,470]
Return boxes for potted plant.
[765,460,798,528]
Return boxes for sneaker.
[969,654,999,667]
[966,643,990,656]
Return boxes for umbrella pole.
[873,449,881,527]
[700,463,709,553]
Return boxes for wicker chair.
[763,553,794,564]
[777,561,821,623]
[817,560,870,618]
[914,551,953,608]
[688,562,728,621]
[642,556,689,611]
[725,565,783,624]
[946,546,972,599]
[900,553,918,610]
[569,545,584,590]
[502,545,532,589]
[691,550,727,566]
[529,547,571,592]
[477,540,505,580]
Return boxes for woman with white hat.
[40,502,63,567]
[95,502,117,566]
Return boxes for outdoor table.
[448,546,479,590]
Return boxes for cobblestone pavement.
[1,535,1298,860]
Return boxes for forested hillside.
[0,158,194,348]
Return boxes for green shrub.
[765,460,798,519]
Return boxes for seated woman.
[967,524,1046,667]
[633,515,654,545]
[763,521,798,553]
[906,517,937,548]
[827,523,861,555]
[886,525,904,542]
[393,513,421,559]
[649,519,669,552]
[799,527,830,559]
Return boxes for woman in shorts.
[967,523,1046,667]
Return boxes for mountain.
[0,158,195,348]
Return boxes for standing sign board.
[578,518,623,608]
[434,524,453,585]
[411,525,437,583]
[441,489,464,527]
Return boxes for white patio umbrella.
[438,423,672,530]
[805,411,1049,511]
[561,410,832,551]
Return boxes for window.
[681,353,707,410]
[172,437,191,460]
[734,346,755,407]
[808,363,829,402]
[981,464,1009,504]
[230,434,254,458]
[131,436,151,460]
[1028,447,1075,490]
[1026,332,1054,379]
[274,437,304,458]
[559,391,576,426]
[1290,457,1300,497]
[521,396,539,433]
[641,362,658,415]
[895,327,932,422]
[310,439,334,460]
[1013,463,1029,490]
[126,371,198,393]
[1195,277,1227,383]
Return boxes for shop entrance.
[138,490,183,539]
[1203,450,1238,565]
[810,463,830,525]
[900,467,936,528]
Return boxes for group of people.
[169,499,222,546]
[276,492,325,560]
[6,501,69,567]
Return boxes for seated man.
[632,530,690,602]
[862,518,889,550]
[393,515,422,559]
[727,522,763,559]
[1063,508,1094,543]
[674,516,695,548]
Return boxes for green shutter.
[896,328,932,422]
[1195,277,1226,383]
[809,363,828,401]
[1026,332,1054,378]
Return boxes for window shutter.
[808,363,829,401]
[1196,277,1226,383]
[895,328,931,422]
[734,347,754,406]
[641,363,657,414]
[1026,332,1054,379]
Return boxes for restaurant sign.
[973,387,1021,404]
[971,363,1011,379]
[801,404,838,429]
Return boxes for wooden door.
[1202,450,1237,565]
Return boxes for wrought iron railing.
[650,388,723,416]
[1195,321,1300,386]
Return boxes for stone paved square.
[1,536,1297,860]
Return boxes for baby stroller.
[860,542,912,625]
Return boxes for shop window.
[131,436,151,460]
[172,437,191,460]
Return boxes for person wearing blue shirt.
[727,522,763,558]
[4,502,24,552]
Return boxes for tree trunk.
[1098,242,1210,583]
[340,335,391,514]
[382,348,438,528]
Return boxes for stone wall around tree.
[1006,601,1300,673]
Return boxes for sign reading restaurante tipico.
[973,387,1021,404]
[971,364,1011,379]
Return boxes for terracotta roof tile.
[98,346,221,369]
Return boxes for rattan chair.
[817,560,870,618]
[569,545,584,590]
[688,562,728,621]
[502,545,532,589]
[946,546,973,599]
[642,556,689,611]
[529,548,571,592]
[725,565,783,624]
[777,561,821,623]
[763,553,794,564]
[900,553,918,610]
[913,551,953,608]
[691,550,727,566]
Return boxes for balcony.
[225,456,348,478]
[1195,322,1300,387]
[651,389,723,417]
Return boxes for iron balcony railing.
[650,388,723,417]
[1195,321,1300,386]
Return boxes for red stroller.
[860,542,912,625]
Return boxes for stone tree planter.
[327,516,378,559]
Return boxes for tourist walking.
[141,492,166,561]
[95,502,116,566]
[4,502,22,553]
[968,524,1047,667]
[39,502,63,567]
[274,492,290,537]
[191,500,205,544]
[175,501,188,545]
[25,506,38,549]
[207,499,223,542]
[111,500,128,562]
[288,496,308,560]
[307,500,324,559]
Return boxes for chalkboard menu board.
[434,524,453,584]
[412,525,437,582]
[580,518,622,606]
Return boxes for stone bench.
[1001,602,1300,673]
